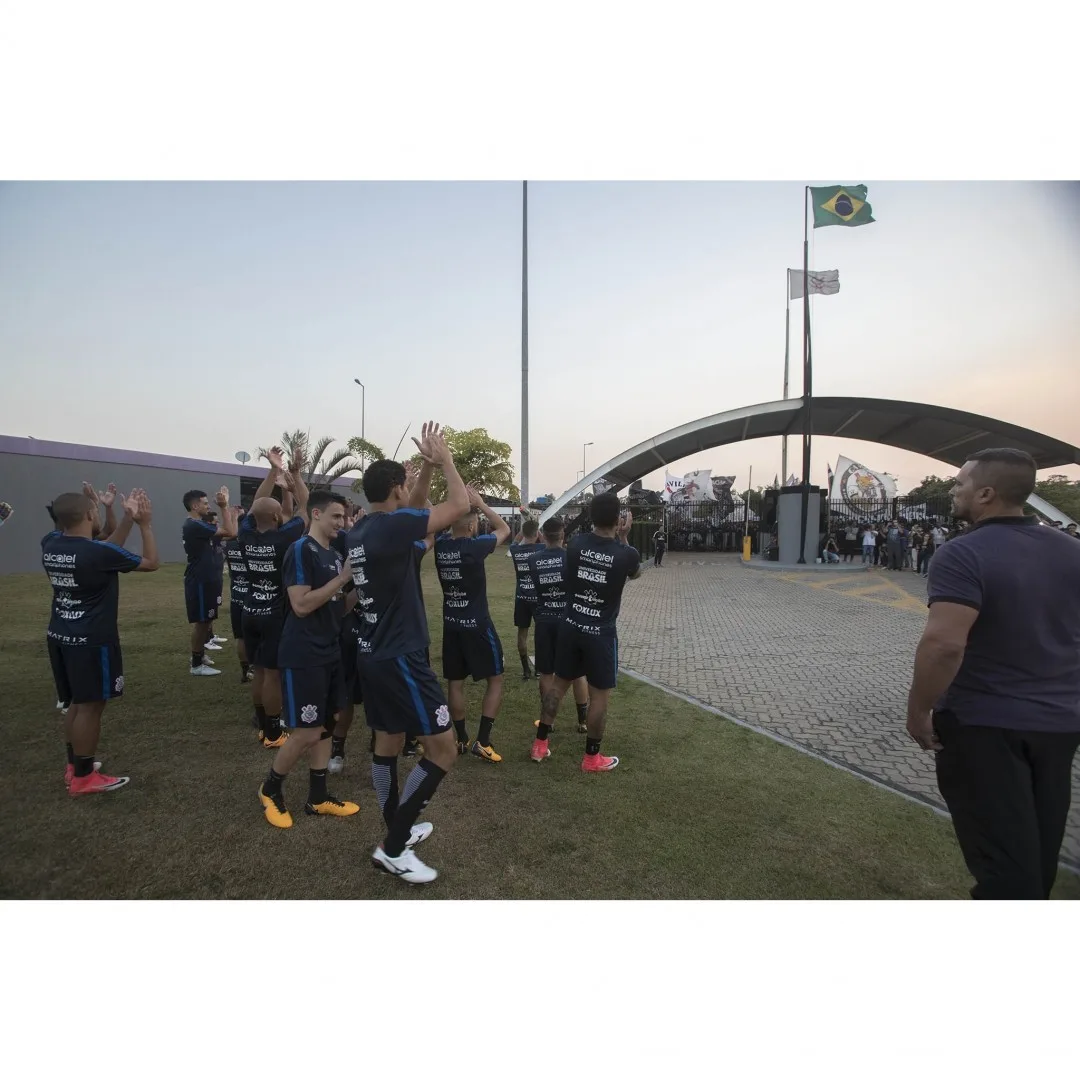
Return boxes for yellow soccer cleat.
[305,796,360,817]
[258,784,293,829]
[470,741,502,763]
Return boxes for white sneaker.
[211,635,228,644]
[191,664,222,676]
[327,755,345,775]
[203,654,218,665]
[204,641,223,651]
[371,845,438,884]
[407,822,433,847]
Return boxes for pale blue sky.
[2,181,1078,497]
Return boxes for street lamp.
[583,441,593,483]
[353,378,366,469]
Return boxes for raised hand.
[410,421,446,466]
[216,486,230,507]
[131,490,153,525]
[277,470,294,491]
[404,460,420,487]
[98,486,116,508]
[82,481,100,506]
[120,490,139,518]
[618,509,633,536]
[466,485,484,509]
[267,446,285,471]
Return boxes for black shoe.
[403,739,420,758]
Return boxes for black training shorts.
[554,625,619,690]
[282,662,342,730]
[442,623,505,682]
[358,650,450,737]
[242,612,284,669]
[533,618,561,676]
[513,596,535,629]
[48,638,125,706]
[185,579,218,624]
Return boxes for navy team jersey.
[347,508,431,661]
[238,514,306,617]
[434,534,499,630]
[225,538,249,606]
[527,545,569,623]
[183,516,220,582]
[277,536,348,667]
[330,530,360,648]
[564,533,641,636]
[41,532,142,645]
[509,541,544,603]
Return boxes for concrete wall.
[0,435,363,576]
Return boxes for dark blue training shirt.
[41,532,141,645]
[347,508,431,661]
[225,537,248,607]
[183,516,219,582]
[238,514,306,617]
[564,533,641,637]
[928,516,1080,732]
[434,534,499,630]
[527,545,569,623]
[277,535,348,667]
[509,541,544,603]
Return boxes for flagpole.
[782,271,790,485]
[797,186,813,564]
[521,180,529,506]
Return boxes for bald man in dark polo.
[906,448,1080,900]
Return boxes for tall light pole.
[521,180,529,506]
[353,378,366,470]
[583,441,593,484]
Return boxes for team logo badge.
[301,704,318,723]
[114,676,125,692]
[435,704,451,728]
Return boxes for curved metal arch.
[539,396,1080,525]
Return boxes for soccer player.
[204,509,229,650]
[349,423,470,885]
[527,516,591,734]
[328,523,362,775]
[435,485,512,761]
[225,509,254,682]
[258,490,360,828]
[509,518,543,679]
[239,450,309,747]
[182,486,237,676]
[42,489,159,794]
[530,494,641,771]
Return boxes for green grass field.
[3,552,1077,899]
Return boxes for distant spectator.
[823,536,840,564]
[886,520,903,571]
[860,525,875,565]
[1066,523,1078,539]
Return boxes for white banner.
[788,268,840,299]
[592,478,614,496]
[830,455,898,505]
[662,472,684,502]
[671,470,715,503]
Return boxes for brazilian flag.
[811,184,874,228]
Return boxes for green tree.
[407,427,520,504]
[1033,474,1080,522]
[346,436,388,471]
[904,474,956,502]
[256,430,360,487]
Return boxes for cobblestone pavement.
[618,553,1080,868]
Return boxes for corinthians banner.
[830,455,897,509]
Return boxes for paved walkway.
[617,553,1080,869]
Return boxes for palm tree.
[256,430,360,487]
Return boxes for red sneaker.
[581,752,619,773]
[530,739,551,763]
[69,771,130,796]
[63,761,101,790]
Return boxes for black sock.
[263,767,286,797]
[453,719,469,742]
[477,715,495,747]
[255,704,267,725]
[520,652,531,676]
[576,701,589,725]
[65,743,75,766]
[308,768,328,805]
[586,737,602,756]
[384,758,446,858]
[192,651,203,667]
[536,722,552,741]
[331,735,346,758]
[372,754,400,828]
[74,755,95,778]
[263,715,283,740]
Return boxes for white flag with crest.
[788,269,840,299]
